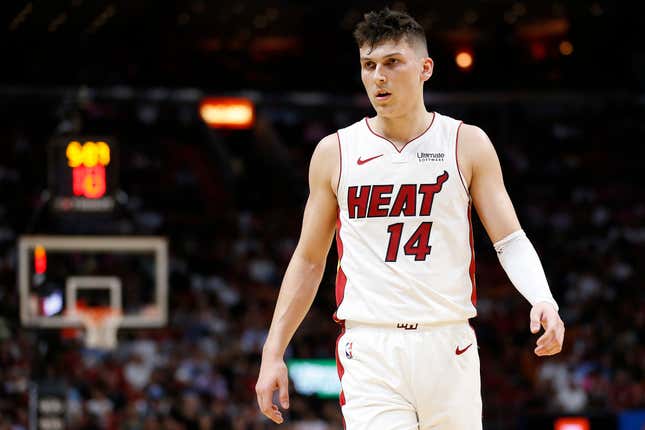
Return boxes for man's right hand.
[255,354,290,424]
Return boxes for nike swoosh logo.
[357,154,384,165]
[455,343,473,355]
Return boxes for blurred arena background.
[0,1,644,429]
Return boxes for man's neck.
[371,108,434,149]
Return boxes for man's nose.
[374,64,387,83]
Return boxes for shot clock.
[48,137,119,212]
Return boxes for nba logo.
[345,341,353,359]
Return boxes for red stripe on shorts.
[335,322,346,407]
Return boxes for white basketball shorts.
[336,320,482,430]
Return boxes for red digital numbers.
[72,165,107,199]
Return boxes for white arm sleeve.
[493,230,559,310]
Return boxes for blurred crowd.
[0,95,643,430]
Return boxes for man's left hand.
[530,302,565,356]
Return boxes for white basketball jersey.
[334,112,477,324]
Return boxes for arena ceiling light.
[554,417,590,430]
[199,97,255,129]
[559,40,574,56]
[455,49,474,71]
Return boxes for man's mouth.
[375,89,392,101]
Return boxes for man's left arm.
[459,123,565,356]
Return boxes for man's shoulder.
[457,122,498,176]
[309,133,341,193]
[310,133,340,172]
[316,115,365,144]
[458,123,492,152]
[316,132,340,155]
[335,117,369,139]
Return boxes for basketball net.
[75,306,122,350]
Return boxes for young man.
[256,8,565,429]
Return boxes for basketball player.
[256,8,564,429]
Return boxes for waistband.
[344,319,470,332]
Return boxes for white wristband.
[493,230,559,310]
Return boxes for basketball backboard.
[18,236,168,336]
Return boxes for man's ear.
[421,57,434,82]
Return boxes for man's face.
[359,38,432,118]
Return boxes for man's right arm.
[255,133,340,424]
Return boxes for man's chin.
[373,105,397,117]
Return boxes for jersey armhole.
[335,130,342,195]
[455,121,472,201]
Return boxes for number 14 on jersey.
[385,222,433,262]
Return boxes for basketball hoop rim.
[73,305,123,350]
[74,305,123,326]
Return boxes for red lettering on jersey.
[389,184,417,217]
[348,172,448,219]
[418,171,449,216]
[347,186,370,219]
[367,185,393,217]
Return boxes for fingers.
[534,345,559,356]
[256,384,285,424]
[533,314,565,356]
[278,372,290,409]
[534,331,560,356]
[270,405,284,424]
[529,307,542,334]
[256,363,290,425]
[529,303,565,356]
